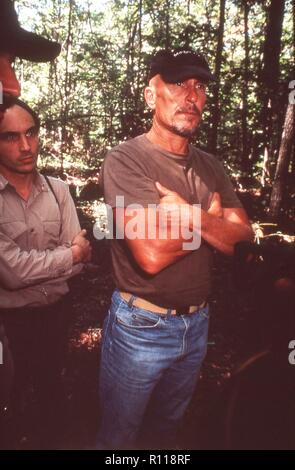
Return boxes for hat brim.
[161,65,215,83]
[0,28,61,62]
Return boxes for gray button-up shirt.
[0,172,82,308]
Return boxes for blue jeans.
[97,290,210,449]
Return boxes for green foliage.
[14,0,294,178]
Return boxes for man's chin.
[171,125,198,138]
[16,166,36,174]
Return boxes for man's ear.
[144,86,156,110]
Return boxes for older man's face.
[0,53,21,120]
[146,75,207,138]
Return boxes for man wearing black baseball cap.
[0,0,61,447]
[0,0,61,101]
[148,49,215,84]
[98,49,252,449]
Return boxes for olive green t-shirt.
[102,134,242,308]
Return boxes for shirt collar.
[0,171,47,193]
[35,172,49,192]
[0,174,9,191]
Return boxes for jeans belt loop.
[127,295,135,309]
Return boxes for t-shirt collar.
[141,133,195,166]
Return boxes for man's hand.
[155,181,191,224]
[157,182,253,256]
[71,229,92,264]
[155,182,199,236]
[208,192,223,218]
[155,182,188,206]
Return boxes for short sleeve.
[101,148,160,208]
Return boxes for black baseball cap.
[149,49,215,83]
[0,0,61,62]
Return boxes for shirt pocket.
[43,220,60,249]
[0,220,28,243]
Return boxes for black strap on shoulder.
[44,175,59,208]
[44,175,62,236]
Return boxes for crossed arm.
[0,229,91,291]
[115,182,253,275]
[0,186,91,290]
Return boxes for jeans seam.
[105,295,125,354]
[181,315,189,356]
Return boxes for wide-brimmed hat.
[0,0,61,61]
[149,49,215,83]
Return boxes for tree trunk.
[241,1,250,173]
[293,0,295,68]
[209,0,226,155]
[268,104,294,221]
[165,0,171,50]
[291,141,295,181]
[136,0,143,105]
[61,0,74,171]
[184,0,191,48]
[261,0,285,169]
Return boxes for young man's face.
[146,75,207,138]
[0,104,39,177]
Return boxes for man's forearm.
[124,204,253,274]
[140,208,252,273]
[0,233,74,290]
[123,204,200,275]
[200,208,253,255]
[127,235,190,275]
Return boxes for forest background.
[3,0,293,449]
[13,0,294,229]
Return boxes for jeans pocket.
[115,308,161,329]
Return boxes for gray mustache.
[176,106,201,117]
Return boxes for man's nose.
[0,55,21,97]
[185,85,199,103]
[19,134,31,152]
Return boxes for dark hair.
[0,95,40,130]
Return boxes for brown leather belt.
[120,291,207,316]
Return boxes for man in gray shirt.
[98,49,253,449]
[0,97,91,448]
